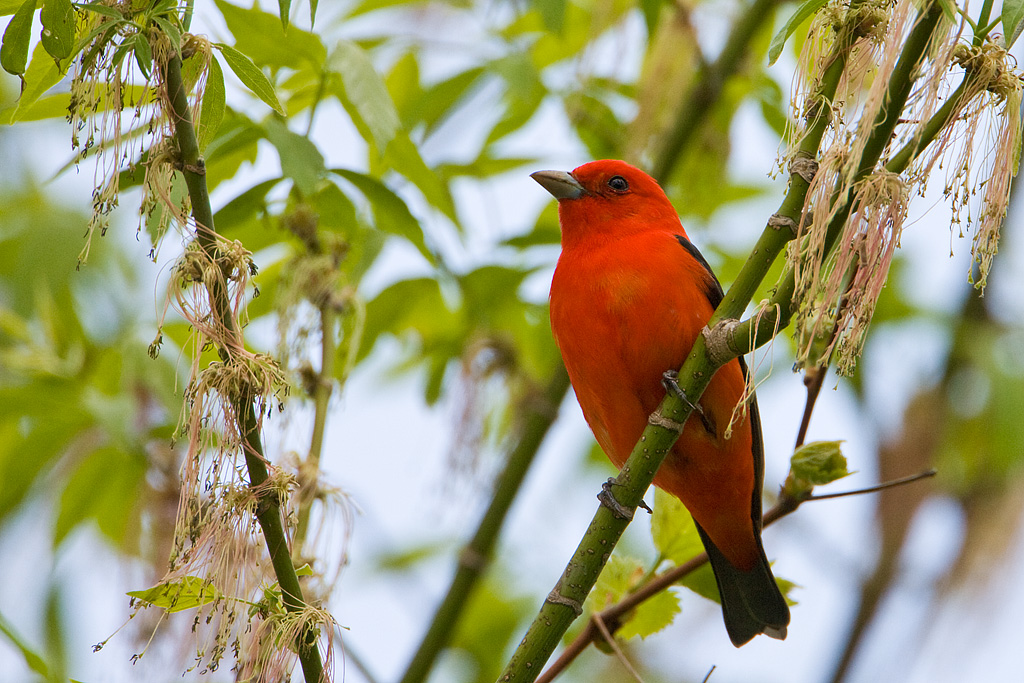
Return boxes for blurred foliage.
[0,0,1023,681]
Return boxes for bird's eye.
[607,175,629,192]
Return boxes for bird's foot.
[661,370,715,434]
[597,479,635,521]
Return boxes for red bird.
[533,160,789,646]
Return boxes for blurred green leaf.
[55,444,146,546]
[214,0,326,69]
[0,611,50,677]
[264,118,326,196]
[381,134,458,223]
[331,168,434,262]
[0,41,63,122]
[331,39,401,152]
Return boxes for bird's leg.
[662,370,715,434]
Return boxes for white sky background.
[2,1,1024,682]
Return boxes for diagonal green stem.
[164,53,325,683]
[400,368,570,683]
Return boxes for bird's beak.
[530,170,587,200]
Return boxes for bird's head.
[531,160,681,246]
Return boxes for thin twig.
[593,614,645,683]
[805,469,937,501]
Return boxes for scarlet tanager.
[532,160,790,646]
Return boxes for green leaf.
[214,43,286,115]
[39,0,74,61]
[331,40,400,152]
[1004,0,1024,48]
[790,440,849,485]
[55,444,146,545]
[132,32,152,79]
[214,0,325,69]
[382,133,457,223]
[128,576,222,613]
[0,41,63,123]
[278,0,290,28]
[1,0,27,14]
[618,587,680,640]
[309,0,318,25]
[197,55,225,151]
[213,177,283,234]
[767,0,828,66]
[264,118,326,196]
[651,488,705,565]
[587,554,645,613]
[331,168,434,263]
[1,0,37,77]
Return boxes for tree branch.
[163,53,325,683]
[399,368,570,683]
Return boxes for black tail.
[695,522,790,647]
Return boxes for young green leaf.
[128,576,222,613]
[767,0,828,66]
[651,488,705,565]
[278,0,290,28]
[1004,0,1024,48]
[214,43,286,115]
[39,0,73,61]
[790,440,850,485]
[1,0,37,77]
[197,56,225,151]
[618,588,681,640]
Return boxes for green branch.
[498,3,946,680]
[400,368,570,683]
[163,54,325,683]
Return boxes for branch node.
[647,412,685,433]
[597,479,634,520]
[768,213,799,234]
[701,318,740,368]
[788,153,819,184]
[546,588,583,616]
